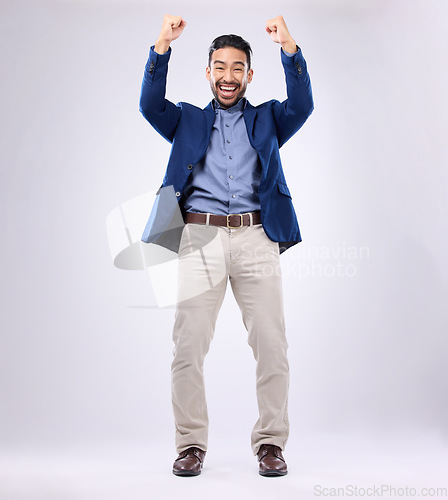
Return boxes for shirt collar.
[213,97,247,114]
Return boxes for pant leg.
[172,224,229,453]
[228,224,290,455]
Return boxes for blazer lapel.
[203,102,215,131]
[243,101,257,141]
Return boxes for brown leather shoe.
[257,444,288,476]
[172,447,206,476]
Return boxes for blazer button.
[149,61,155,75]
[175,191,181,197]
[295,62,302,74]
[187,164,193,170]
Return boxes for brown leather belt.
[185,211,261,228]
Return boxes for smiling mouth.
[218,84,238,99]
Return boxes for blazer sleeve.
[273,47,314,148]
[139,46,181,143]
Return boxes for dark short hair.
[208,34,253,69]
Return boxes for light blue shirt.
[183,97,262,215]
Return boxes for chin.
[217,96,240,109]
[220,100,235,108]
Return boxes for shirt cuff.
[281,45,300,57]
[150,45,171,56]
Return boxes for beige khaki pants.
[172,222,289,456]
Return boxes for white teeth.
[220,86,236,91]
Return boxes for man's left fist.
[265,16,297,53]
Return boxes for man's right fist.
[155,15,187,54]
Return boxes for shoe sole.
[172,469,202,476]
[259,470,288,477]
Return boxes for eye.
[234,68,243,72]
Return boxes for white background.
[1,0,447,498]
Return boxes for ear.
[206,66,211,82]
[247,68,254,84]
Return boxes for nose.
[223,68,232,82]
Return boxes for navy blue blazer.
[139,45,314,254]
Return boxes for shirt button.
[226,140,231,144]
[229,155,233,159]
[232,194,236,199]
[175,191,181,197]
[225,124,230,127]
[229,175,234,180]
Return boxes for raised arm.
[266,16,314,147]
[139,15,187,142]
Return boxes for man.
[139,14,313,476]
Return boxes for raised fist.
[265,16,297,53]
[155,15,187,54]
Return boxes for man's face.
[206,47,253,109]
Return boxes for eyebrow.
[213,60,246,66]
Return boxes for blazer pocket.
[277,182,292,198]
